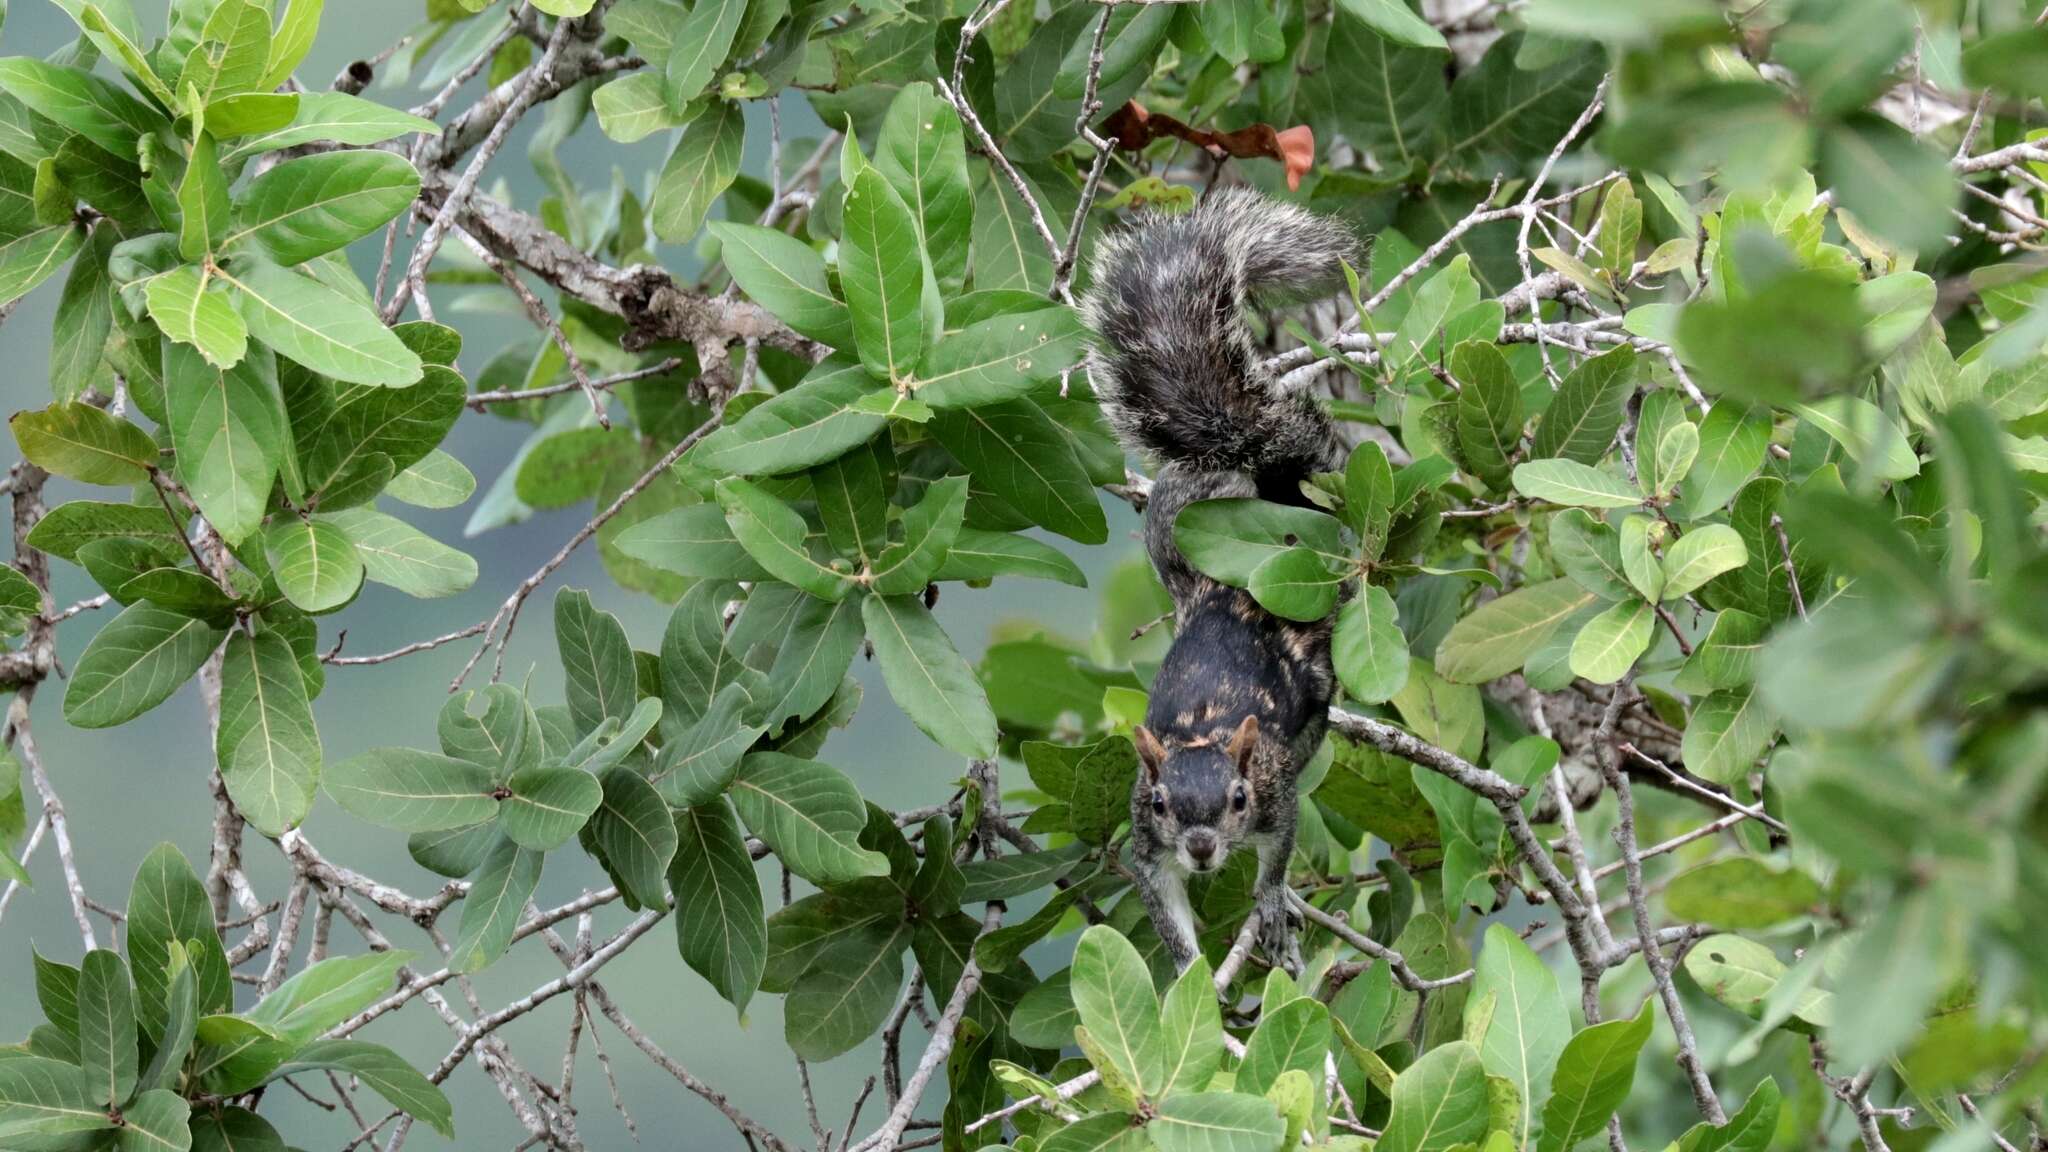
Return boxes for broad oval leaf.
[729,751,890,886]
[216,629,322,836]
[64,603,228,729]
[263,516,364,613]
[862,593,1000,758]
[323,747,498,831]
[226,149,422,266]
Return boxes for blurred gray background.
[0,3,1142,1147]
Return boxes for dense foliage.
[1,0,2046,1149]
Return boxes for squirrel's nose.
[1185,831,1218,865]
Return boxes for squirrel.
[1081,188,1360,975]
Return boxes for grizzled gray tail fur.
[1081,187,1360,489]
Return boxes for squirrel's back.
[1081,187,1358,490]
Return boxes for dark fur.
[1082,189,1356,973]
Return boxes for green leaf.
[1512,459,1642,508]
[1531,346,1637,463]
[270,1040,452,1138]
[1817,113,1956,254]
[1072,925,1165,1097]
[260,0,323,90]
[501,767,603,851]
[1550,508,1631,600]
[216,629,321,836]
[178,0,271,106]
[386,449,476,509]
[165,339,278,545]
[450,834,543,972]
[1680,685,1776,786]
[932,398,1108,543]
[126,843,232,1038]
[245,950,411,1044]
[1613,512,1662,594]
[691,358,886,476]
[1317,9,1448,169]
[665,0,744,107]
[1452,340,1523,490]
[933,527,1086,587]
[1568,597,1655,684]
[50,226,114,397]
[868,474,967,595]
[1660,523,1748,602]
[189,1016,293,1095]
[1677,1077,1782,1152]
[1377,1039,1488,1152]
[1333,583,1410,704]
[1248,546,1343,622]
[862,593,999,758]
[731,751,886,887]
[116,1088,190,1152]
[1040,1113,1150,1152]
[1338,0,1449,48]
[146,264,248,369]
[1151,1092,1288,1152]
[263,516,363,612]
[1446,33,1605,160]
[26,501,182,563]
[0,59,166,161]
[1537,1005,1653,1152]
[716,477,858,600]
[1434,579,1597,683]
[136,945,195,1094]
[178,133,230,260]
[1791,395,1919,481]
[970,166,1052,292]
[672,798,766,1014]
[1471,924,1568,1147]
[77,950,137,1106]
[554,587,639,736]
[226,150,419,266]
[842,165,936,383]
[0,223,85,308]
[783,919,909,1060]
[0,1059,109,1143]
[1654,420,1700,495]
[653,99,744,242]
[1665,857,1822,930]
[204,92,302,138]
[1175,498,1347,586]
[588,766,679,910]
[323,747,497,831]
[1202,0,1284,65]
[296,363,465,497]
[1156,955,1224,1097]
[592,70,687,143]
[708,221,855,348]
[188,1107,288,1152]
[64,603,227,728]
[916,306,1088,409]
[222,92,439,160]
[877,82,971,291]
[326,507,478,598]
[12,402,158,485]
[1681,402,1769,519]
[1239,996,1331,1099]
[221,259,423,386]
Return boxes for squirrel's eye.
[1232,786,1248,812]
[1151,793,1167,816]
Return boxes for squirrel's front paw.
[1255,891,1303,976]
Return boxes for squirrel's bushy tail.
[1082,187,1359,482]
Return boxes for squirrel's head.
[1134,715,1261,875]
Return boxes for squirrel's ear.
[1227,715,1259,775]
[1134,726,1167,782]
